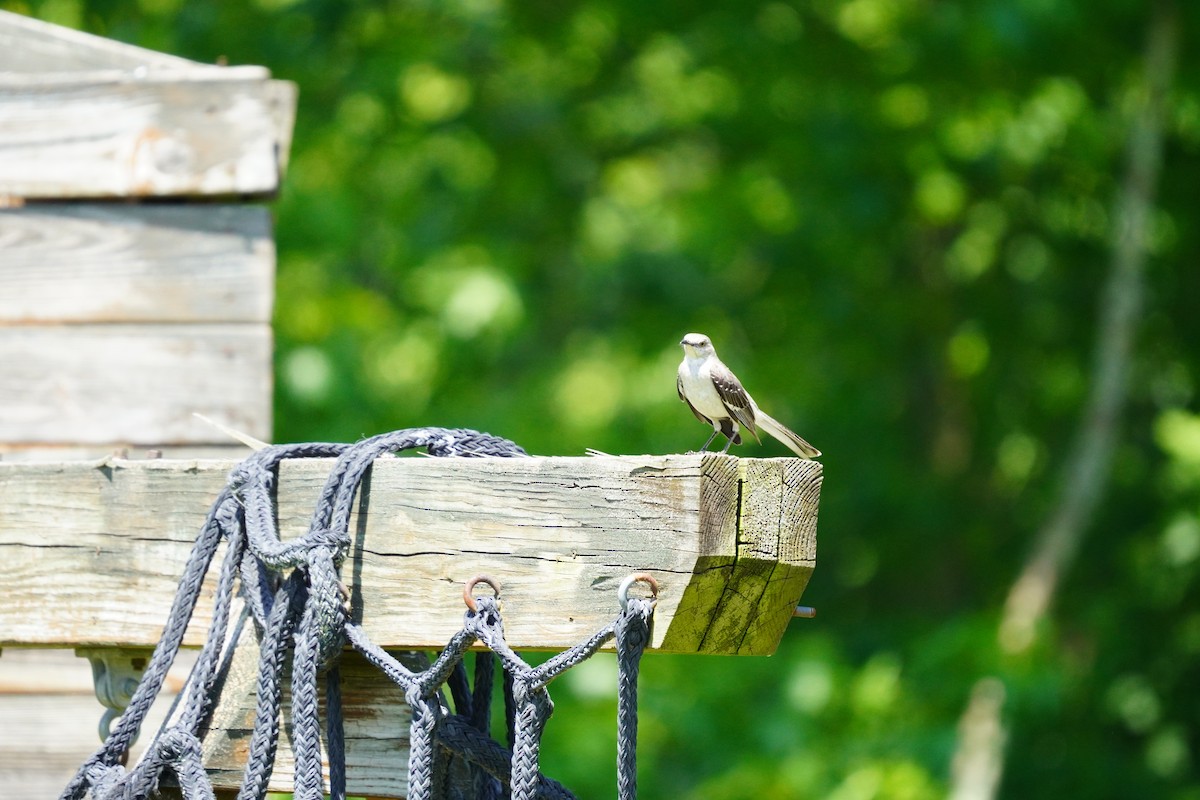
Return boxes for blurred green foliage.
[8,0,1200,796]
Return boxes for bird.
[676,332,820,459]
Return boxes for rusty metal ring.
[463,574,501,613]
[618,572,659,612]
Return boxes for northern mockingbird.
[677,332,821,459]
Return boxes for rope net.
[60,428,655,800]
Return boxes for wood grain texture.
[0,649,196,800]
[0,455,820,655]
[664,458,822,654]
[738,458,822,654]
[0,323,272,444]
[0,69,294,198]
[0,445,256,463]
[0,692,183,800]
[0,205,274,323]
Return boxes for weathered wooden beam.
[0,445,255,463]
[0,455,820,655]
[0,9,201,73]
[0,205,274,324]
[0,68,295,198]
[0,324,272,445]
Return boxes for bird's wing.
[677,371,713,425]
[710,361,760,442]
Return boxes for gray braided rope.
[291,602,325,799]
[616,598,654,800]
[326,666,347,800]
[236,573,304,800]
[60,427,656,800]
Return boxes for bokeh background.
[7,0,1200,797]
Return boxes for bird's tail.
[756,411,821,459]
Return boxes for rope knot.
[83,762,127,800]
[157,726,200,760]
[228,459,274,493]
[305,526,351,562]
[617,597,654,651]
[464,596,506,643]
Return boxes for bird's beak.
[679,338,686,346]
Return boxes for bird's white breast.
[679,357,730,419]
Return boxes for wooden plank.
[0,324,272,445]
[0,680,190,800]
[0,694,181,798]
[0,205,274,323]
[0,455,820,655]
[0,9,204,74]
[0,647,195,694]
[0,648,96,694]
[0,70,293,198]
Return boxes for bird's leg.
[719,434,736,454]
[699,429,719,452]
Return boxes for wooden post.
[0,9,295,794]
[0,8,290,463]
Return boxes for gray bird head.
[680,332,714,357]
